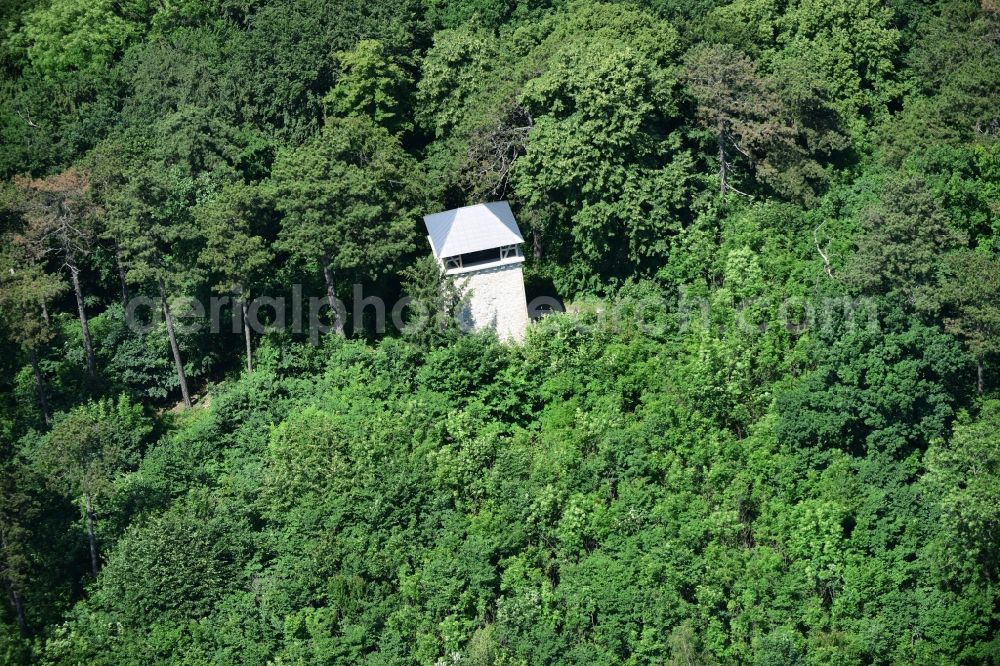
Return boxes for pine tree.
[269,116,422,336]
[97,138,204,408]
[682,44,798,196]
[12,168,99,380]
[197,182,272,374]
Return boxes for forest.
[0,0,998,662]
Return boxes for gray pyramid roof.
[423,201,524,258]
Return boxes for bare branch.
[463,102,533,198]
[727,183,753,198]
[814,221,834,278]
[16,110,41,129]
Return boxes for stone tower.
[423,201,529,342]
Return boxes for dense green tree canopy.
[0,0,996,661]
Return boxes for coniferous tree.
[269,116,422,336]
[197,181,272,374]
[843,176,964,308]
[98,137,204,408]
[682,43,798,196]
[935,249,1000,394]
[12,168,99,380]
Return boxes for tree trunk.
[532,227,543,260]
[977,359,984,395]
[9,585,26,636]
[84,491,98,578]
[67,258,97,379]
[1,530,28,636]
[30,350,50,426]
[320,252,345,337]
[718,133,728,195]
[113,241,129,307]
[241,299,253,374]
[159,280,192,408]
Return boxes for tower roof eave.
[423,201,525,258]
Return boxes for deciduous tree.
[33,396,150,578]
[0,246,65,424]
[0,461,36,636]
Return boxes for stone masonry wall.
[456,262,529,342]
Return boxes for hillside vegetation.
[0,0,998,662]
